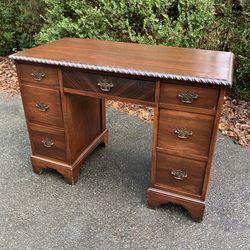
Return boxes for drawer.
[29,123,66,161]
[21,85,64,127]
[160,83,219,111]
[63,70,155,103]
[17,63,59,87]
[156,152,206,196]
[158,109,214,157]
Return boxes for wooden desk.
[10,38,234,222]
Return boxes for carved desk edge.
[9,54,234,86]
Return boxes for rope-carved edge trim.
[9,54,230,86]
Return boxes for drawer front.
[29,123,66,161]
[158,109,214,157]
[63,70,155,103]
[160,83,219,111]
[17,63,59,87]
[21,85,64,127]
[156,152,206,196]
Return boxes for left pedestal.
[16,62,107,185]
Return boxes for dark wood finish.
[160,82,219,112]
[11,38,233,222]
[31,129,108,185]
[21,85,64,127]
[158,109,214,157]
[63,94,103,163]
[13,38,233,84]
[156,147,208,162]
[63,87,155,107]
[17,63,59,88]
[31,155,80,185]
[63,70,155,104]
[155,152,206,197]
[150,80,161,186]
[147,188,205,222]
[29,123,66,161]
[202,87,226,198]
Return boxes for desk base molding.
[147,187,205,222]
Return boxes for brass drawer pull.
[97,79,114,92]
[171,170,188,180]
[35,102,49,112]
[41,138,54,148]
[31,71,46,81]
[178,92,198,104]
[175,128,193,139]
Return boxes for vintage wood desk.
[10,38,234,222]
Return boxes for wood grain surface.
[155,152,206,197]
[17,63,59,87]
[63,69,155,103]
[12,38,234,84]
[21,85,64,127]
[157,109,214,157]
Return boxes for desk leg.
[147,188,205,222]
[100,98,109,147]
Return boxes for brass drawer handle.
[41,138,54,148]
[178,92,198,104]
[175,128,193,139]
[35,102,49,112]
[31,71,46,81]
[171,170,188,180]
[97,79,114,92]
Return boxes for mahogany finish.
[13,38,233,84]
[10,38,234,222]
[29,123,66,161]
[21,85,64,127]
[155,152,206,197]
[63,70,155,104]
[62,93,103,163]
[157,109,214,157]
[18,63,59,88]
[160,82,219,111]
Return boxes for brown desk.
[10,38,234,222]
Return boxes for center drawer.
[63,70,155,103]
[157,109,214,157]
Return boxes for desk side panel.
[62,93,102,164]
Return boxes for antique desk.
[10,38,234,222]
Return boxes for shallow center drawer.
[63,70,155,103]
[158,109,214,157]
[21,85,64,127]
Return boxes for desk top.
[10,38,234,86]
